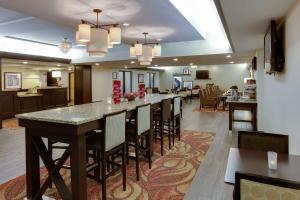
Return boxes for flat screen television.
[264,20,285,74]
[196,70,209,79]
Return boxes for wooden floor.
[0,99,252,199]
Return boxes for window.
[147,72,155,88]
[119,71,132,94]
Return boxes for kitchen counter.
[17,93,43,98]
[37,86,68,90]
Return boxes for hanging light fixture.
[130,32,162,65]
[59,38,72,54]
[76,9,121,57]
[76,31,87,46]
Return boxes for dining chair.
[234,172,300,200]
[238,131,289,154]
[153,98,172,155]
[171,96,181,145]
[86,110,127,200]
[126,104,152,181]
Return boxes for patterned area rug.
[0,130,214,200]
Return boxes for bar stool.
[171,96,181,144]
[153,98,172,156]
[86,110,127,200]
[126,104,152,181]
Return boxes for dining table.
[16,93,181,200]
[224,148,300,184]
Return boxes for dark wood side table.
[227,99,257,131]
[224,148,300,184]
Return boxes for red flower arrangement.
[123,92,138,101]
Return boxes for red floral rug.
[0,130,214,200]
[2,118,20,130]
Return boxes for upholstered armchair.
[199,89,218,110]
[234,172,300,200]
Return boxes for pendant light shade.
[138,45,152,64]
[153,44,162,57]
[78,24,91,42]
[134,43,143,56]
[109,27,121,44]
[130,45,136,57]
[76,31,87,46]
[107,34,113,48]
[88,28,108,57]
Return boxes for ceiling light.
[68,67,73,71]
[77,9,121,57]
[59,38,72,54]
[226,55,232,58]
[173,58,178,62]
[130,32,162,65]
[56,64,61,67]
[154,64,159,67]
[124,65,128,69]
[230,61,235,64]
[189,62,194,65]
[123,23,130,27]
[130,61,135,64]
[23,61,28,64]
[157,38,163,42]
[191,65,197,69]
[95,63,100,66]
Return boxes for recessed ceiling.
[83,52,253,68]
[219,0,294,52]
[0,0,204,45]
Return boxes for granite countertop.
[17,93,43,98]
[37,86,67,90]
[16,94,180,125]
[226,98,257,104]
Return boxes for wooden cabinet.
[38,88,68,109]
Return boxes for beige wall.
[91,66,160,102]
[1,66,69,91]
[256,1,300,155]
[159,64,250,91]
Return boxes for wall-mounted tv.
[264,20,285,74]
[196,70,209,79]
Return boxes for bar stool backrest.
[137,104,151,135]
[103,110,127,151]
[173,97,181,116]
[162,98,172,121]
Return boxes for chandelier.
[76,9,121,57]
[59,38,72,54]
[130,33,161,65]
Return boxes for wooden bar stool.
[126,104,152,181]
[153,98,172,155]
[86,110,127,200]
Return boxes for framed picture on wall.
[4,72,22,90]
[183,68,190,75]
[138,74,144,83]
[112,72,118,79]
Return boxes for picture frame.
[138,74,144,83]
[183,68,190,75]
[4,72,22,90]
[112,72,118,80]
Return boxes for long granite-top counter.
[16,94,180,125]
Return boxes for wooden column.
[74,65,92,105]
[0,58,2,129]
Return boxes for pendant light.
[78,23,91,42]
[130,44,136,57]
[76,9,121,57]
[153,43,162,57]
[88,28,108,57]
[59,38,72,54]
[109,26,121,44]
[129,32,162,65]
